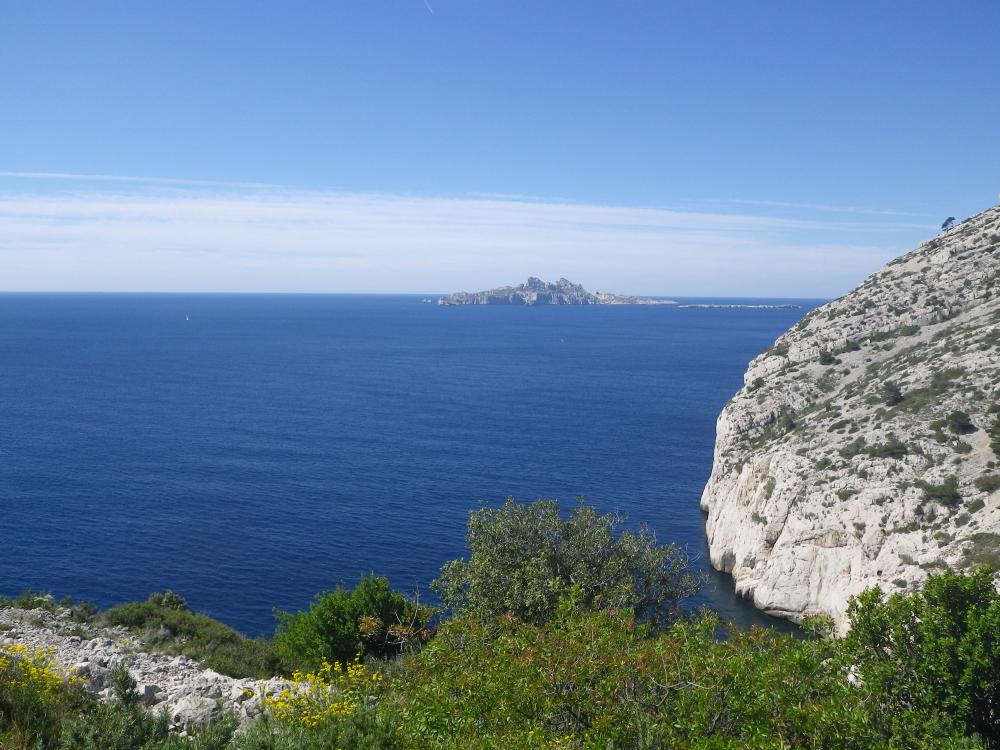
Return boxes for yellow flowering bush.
[0,643,75,700]
[1,643,84,749]
[262,655,382,728]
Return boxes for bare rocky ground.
[0,605,291,732]
[701,205,1000,630]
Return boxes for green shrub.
[818,350,839,365]
[931,367,966,390]
[866,434,908,459]
[59,665,238,749]
[387,608,878,750]
[845,569,1000,747]
[0,592,97,623]
[989,416,1000,456]
[762,476,776,499]
[916,476,961,506]
[880,381,904,406]
[974,474,1000,494]
[146,591,188,611]
[965,533,1000,569]
[235,708,401,750]
[433,498,699,629]
[946,410,975,434]
[0,643,88,749]
[273,575,432,673]
[839,437,867,459]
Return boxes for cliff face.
[437,277,675,305]
[701,206,1000,630]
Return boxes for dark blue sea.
[0,294,820,636]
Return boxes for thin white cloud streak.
[704,198,923,218]
[0,184,922,296]
[0,171,287,190]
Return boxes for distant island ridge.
[436,277,802,308]
[437,277,674,306]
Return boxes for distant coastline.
[437,277,677,306]
[678,303,802,310]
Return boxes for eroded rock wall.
[701,206,1000,630]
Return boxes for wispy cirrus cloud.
[702,197,924,218]
[0,172,931,296]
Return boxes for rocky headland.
[0,603,291,732]
[437,277,676,305]
[701,205,1000,630]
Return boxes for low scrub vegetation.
[916,475,962,506]
[975,474,1000,493]
[2,500,999,749]
[103,592,282,679]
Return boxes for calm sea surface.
[0,294,821,635]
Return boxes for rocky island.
[437,277,676,306]
[701,205,1000,630]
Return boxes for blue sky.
[1,1,998,295]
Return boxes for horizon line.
[0,289,830,301]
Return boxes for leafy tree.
[844,568,1000,748]
[273,575,432,672]
[432,498,699,627]
[942,217,956,232]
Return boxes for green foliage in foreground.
[273,574,434,673]
[845,566,1000,747]
[388,608,877,750]
[2,499,998,749]
[58,664,237,750]
[103,593,282,679]
[433,498,700,628]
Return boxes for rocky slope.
[701,205,1000,630]
[437,276,676,305]
[0,605,291,732]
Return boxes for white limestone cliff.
[701,205,1000,630]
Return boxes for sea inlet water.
[0,294,820,636]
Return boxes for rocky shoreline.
[0,605,291,733]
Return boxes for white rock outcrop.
[701,205,1000,631]
[0,605,291,730]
